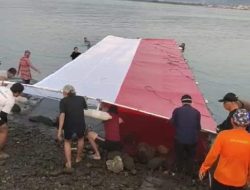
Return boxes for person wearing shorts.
[57,85,87,171]
[87,105,123,160]
[0,83,24,159]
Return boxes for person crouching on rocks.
[87,105,123,160]
[0,83,24,159]
[57,85,87,172]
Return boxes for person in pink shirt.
[17,50,40,84]
[87,105,123,160]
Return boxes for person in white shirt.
[0,83,24,159]
[0,68,17,81]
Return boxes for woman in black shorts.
[57,85,87,171]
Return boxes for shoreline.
[129,0,250,10]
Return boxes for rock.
[157,145,169,155]
[131,169,137,175]
[86,162,93,168]
[29,98,59,123]
[29,115,55,126]
[107,151,122,160]
[144,176,163,187]
[11,104,21,113]
[91,177,104,187]
[0,160,6,166]
[106,156,124,173]
[137,143,155,164]
[163,149,175,170]
[161,179,182,190]
[147,157,166,170]
[124,171,129,176]
[49,169,62,177]
[122,134,138,156]
[140,177,157,190]
[122,154,135,171]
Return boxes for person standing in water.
[17,50,40,84]
[84,37,91,49]
[70,47,81,60]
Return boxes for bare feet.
[75,158,82,163]
[63,162,73,174]
[63,167,74,174]
[65,162,71,168]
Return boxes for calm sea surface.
[133,0,250,6]
[1,0,250,123]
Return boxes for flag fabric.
[25,36,216,133]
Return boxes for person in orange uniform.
[199,109,250,190]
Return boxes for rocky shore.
[0,97,210,190]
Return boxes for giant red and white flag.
[25,36,216,133]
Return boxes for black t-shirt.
[60,95,87,130]
[216,109,237,133]
[70,52,81,60]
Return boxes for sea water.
[0,0,250,123]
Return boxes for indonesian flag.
[25,36,216,133]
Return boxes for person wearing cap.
[0,68,17,82]
[0,83,24,159]
[170,94,201,179]
[57,84,87,171]
[17,50,40,84]
[217,92,240,133]
[199,109,250,190]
